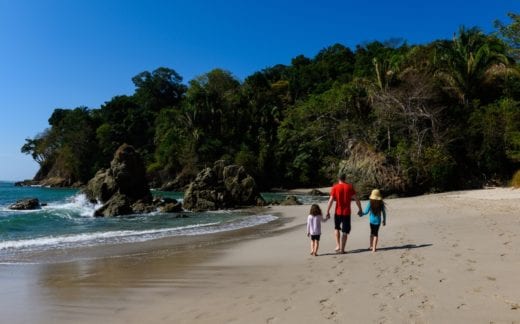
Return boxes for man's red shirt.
[330,182,356,216]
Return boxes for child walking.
[360,189,387,252]
[307,204,327,256]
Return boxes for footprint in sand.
[319,298,337,320]
[456,303,467,310]
[418,297,433,310]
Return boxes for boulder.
[183,160,264,211]
[153,197,184,213]
[9,198,41,210]
[308,189,327,196]
[160,201,183,213]
[84,144,153,217]
[280,195,302,206]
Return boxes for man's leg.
[341,232,348,253]
[334,229,341,251]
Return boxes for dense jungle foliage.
[22,15,520,196]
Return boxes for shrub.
[338,141,407,198]
[512,170,520,188]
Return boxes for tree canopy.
[22,18,520,196]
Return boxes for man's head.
[339,173,346,182]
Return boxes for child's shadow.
[319,243,433,256]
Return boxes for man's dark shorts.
[334,214,351,234]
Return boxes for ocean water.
[0,181,278,260]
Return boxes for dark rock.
[14,178,83,188]
[160,201,183,213]
[152,197,183,213]
[40,177,74,188]
[159,172,194,191]
[94,194,132,217]
[9,198,41,210]
[308,189,327,196]
[85,144,153,217]
[183,160,265,211]
[280,195,302,206]
[14,180,39,187]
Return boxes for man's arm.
[353,194,362,216]
[326,195,334,218]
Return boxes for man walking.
[326,173,362,253]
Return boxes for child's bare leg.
[310,240,314,255]
[315,241,320,256]
[372,236,378,252]
[369,234,373,249]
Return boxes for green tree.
[185,69,244,163]
[495,12,520,61]
[132,67,187,112]
[435,26,515,106]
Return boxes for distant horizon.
[1,0,519,181]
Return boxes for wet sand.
[2,188,520,323]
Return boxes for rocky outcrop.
[14,180,40,187]
[13,178,82,188]
[183,160,265,211]
[84,144,155,217]
[9,198,41,210]
[308,189,327,196]
[158,198,183,213]
[280,195,302,205]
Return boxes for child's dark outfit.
[361,201,386,236]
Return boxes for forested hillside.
[22,16,520,196]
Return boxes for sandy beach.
[2,188,520,323]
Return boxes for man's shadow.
[319,243,433,256]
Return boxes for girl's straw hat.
[369,189,382,200]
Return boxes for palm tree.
[435,26,516,106]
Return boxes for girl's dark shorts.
[334,215,351,234]
[310,235,321,241]
[370,223,380,236]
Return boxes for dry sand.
[2,188,520,323]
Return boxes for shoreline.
[1,188,520,323]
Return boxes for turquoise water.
[0,181,278,259]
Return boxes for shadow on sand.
[318,243,433,256]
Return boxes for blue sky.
[0,0,519,181]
